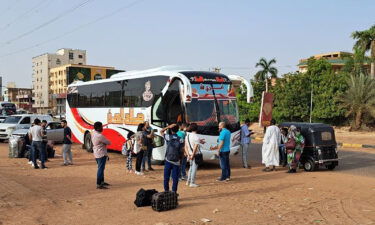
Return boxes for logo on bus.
[107,108,145,125]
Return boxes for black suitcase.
[134,188,158,207]
[151,191,178,212]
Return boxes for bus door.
[152,79,184,126]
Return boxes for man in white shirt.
[29,118,47,169]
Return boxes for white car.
[0,114,53,141]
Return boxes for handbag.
[285,137,296,150]
[187,134,203,165]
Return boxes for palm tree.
[338,73,375,130]
[255,57,278,92]
[352,25,375,77]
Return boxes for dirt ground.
[0,143,374,225]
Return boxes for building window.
[56,59,61,65]
[78,54,83,59]
[69,52,74,60]
[78,63,82,65]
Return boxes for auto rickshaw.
[280,122,339,171]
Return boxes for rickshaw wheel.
[303,159,316,172]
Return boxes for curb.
[337,143,375,149]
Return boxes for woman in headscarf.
[287,125,305,173]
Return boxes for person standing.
[141,121,155,172]
[240,119,254,169]
[211,122,231,182]
[161,124,183,192]
[286,126,305,173]
[41,120,48,161]
[261,119,281,172]
[279,127,288,167]
[177,123,188,180]
[29,119,47,169]
[61,120,73,166]
[134,123,145,175]
[185,123,203,187]
[91,122,111,189]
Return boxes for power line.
[1,0,94,46]
[0,0,146,59]
[0,0,50,33]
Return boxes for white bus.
[66,66,253,163]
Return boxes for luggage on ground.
[151,191,178,212]
[8,135,24,158]
[134,188,158,207]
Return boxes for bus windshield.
[186,83,240,135]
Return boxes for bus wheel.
[84,133,93,153]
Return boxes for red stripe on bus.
[71,132,81,144]
[102,128,126,151]
[70,108,94,129]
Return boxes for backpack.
[165,134,182,162]
[122,140,134,156]
[134,188,158,207]
[151,191,178,212]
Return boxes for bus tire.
[84,132,93,153]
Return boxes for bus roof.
[68,66,231,87]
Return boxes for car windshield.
[3,116,21,124]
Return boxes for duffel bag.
[134,188,158,207]
[151,191,178,212]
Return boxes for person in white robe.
[261,119,281,172]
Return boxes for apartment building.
[6,87,33,112]
[49,64,124,115]
[297,51,370,73]
[32,48,86,113]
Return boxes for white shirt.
[186,132,201,155]
[30,125,43,142]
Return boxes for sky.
[0,0,374,88]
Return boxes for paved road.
[243,143,375,178]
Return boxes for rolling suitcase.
[151,191,178,212]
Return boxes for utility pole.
[309,84,313,123]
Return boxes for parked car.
[280,122,339,171]
[8,121,64,158]
[0,114,53,141]
[0,116,7,123]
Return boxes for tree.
[352,25,375,77]
[237,79,265,122]
[338,73,375,130]
[255,58,278,92]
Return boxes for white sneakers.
[189,183,200,188]
[135,171,144,176]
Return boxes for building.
[32,48,87,113]
[49,64,124,115]
[297,51,370,73]
[4,85,33,112]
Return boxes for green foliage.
[337,73,375,130]
[237,80,264,123]
[238,58,348,125]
